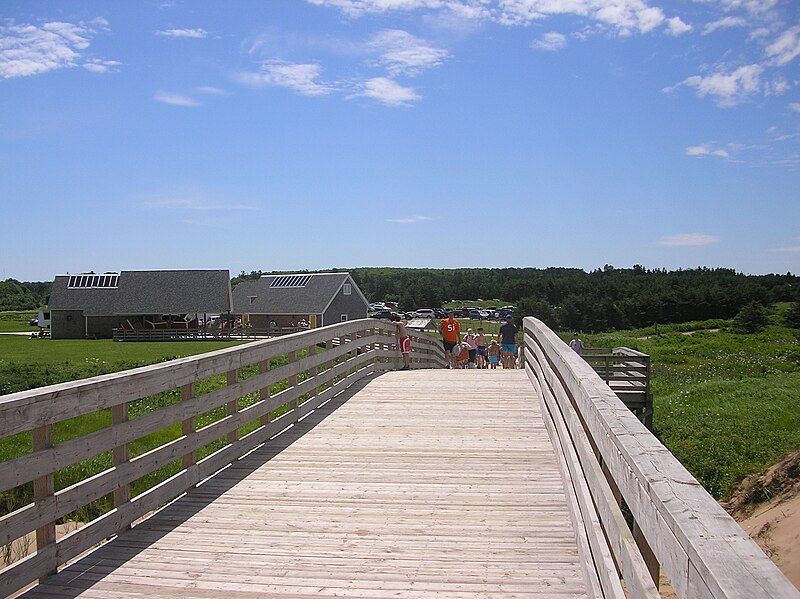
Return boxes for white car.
[414,309,436,319]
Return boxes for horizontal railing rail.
[111,326,306,341]
[0,319,446,596]
[522,317,799,599]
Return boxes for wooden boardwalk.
[23,370,592,598]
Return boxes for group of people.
[439,311,519,369]
[393,311,586,370]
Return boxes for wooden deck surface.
[23,370,592,598]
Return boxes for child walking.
[475,327,487,368]
[487,340,500,369]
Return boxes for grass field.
[583,323,800,499]
[0,311,35,332]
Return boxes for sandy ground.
[737,491,800,589]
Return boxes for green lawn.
[0,311,36,332]
[583,324,800,499]
[0,334,312,523]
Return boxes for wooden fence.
[112,326,305,342]
[581,347,652,428]
[0,319,446,596]
[521,316,799,599]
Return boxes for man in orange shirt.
[439,310,461,368]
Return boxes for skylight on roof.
[269,275,312,288]
[67,274,119,289]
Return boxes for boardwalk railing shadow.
[18,375,374,598]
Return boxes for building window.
[343,283,352,295]
[249,296,257,305]
[341,314,348,322]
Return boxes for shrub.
[733,301,769,334]
[784,302,800,330]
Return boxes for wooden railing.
[581,346,653,428]
[0,319,446,596]
[521,317,799,599]
[112,326,305,342]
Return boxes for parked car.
[372,310,398,320]
[478,310,491,319]
[415,308,436,319]
[468,309,481,319]
[433,309,446,319]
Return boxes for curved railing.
[0,319,446,596]
[521,316,799,599]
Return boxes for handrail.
[0,319,446,596]
[521,317,799,599]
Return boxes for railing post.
[226,370,238,444]
[111,401,130,532]
[288,350,298,422]
[32,423,56,578]
[181,382,196,470]
[258,360,270,427]
[325,339,334,378]
[633,521,660,589]
[307,342,318,403]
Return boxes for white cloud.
[235,61,334,96]
[769,246,800,253]
[367,29,449,76]
[83,59,121,73]
[764,26,800,67]
[0,20,114,79]
[702,16,746,35]
[359,77,421,106]
[713,0,777,15]
[686,144,710,156]
[498,0,667,36]
[153,91,201,107]
[658,233,720,247]
[144,196,258,211]
[764,77,789,96]
[306,0,448,16]
[712,148,729,157]
[532,31,567,51]
[195,86,227,95]
[790,102,800,113]
[665,16,692,36]
[155,28,208,39]
[385,215,434,223]
[308,0,689,38]
[672,64,764,107]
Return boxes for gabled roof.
[232,272,367,315]
[49,270,232,316]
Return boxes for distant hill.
[0,279,51,311]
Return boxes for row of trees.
[0,280,49,311]
[7,267,797,332]
[233,266,798,333]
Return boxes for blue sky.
[1,0,799,281]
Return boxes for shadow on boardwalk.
[20,376,372,598]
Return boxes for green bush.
[733,302,769,334]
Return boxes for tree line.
[235,266,798,332]
[5,266,797,332]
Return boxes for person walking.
[463,329,478,368]
[487,340,501,369]
[395,317,411,370]
[499,316,518,369]
[439,311,461,368]
[475,327,487,368]
[569,333,584,356]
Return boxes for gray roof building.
[50,270,233,316]
[232,272,368,326]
